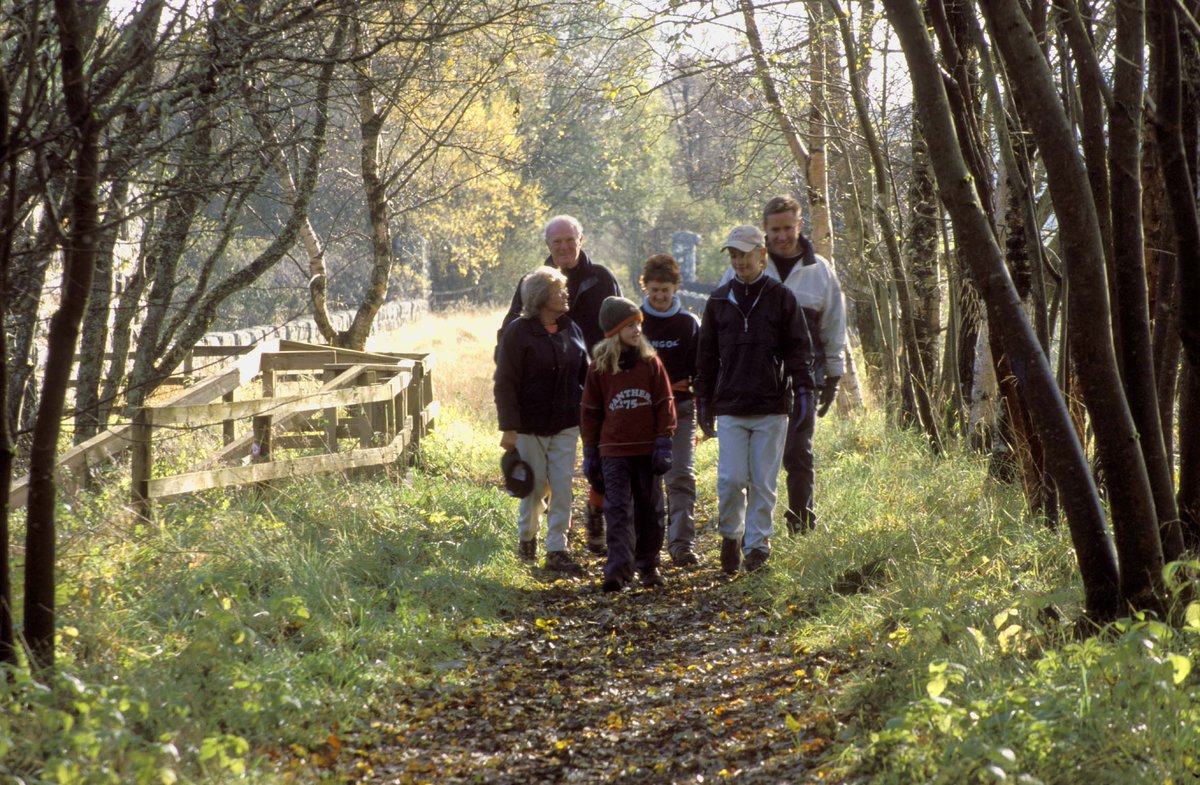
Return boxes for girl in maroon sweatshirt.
[581,297,676,592]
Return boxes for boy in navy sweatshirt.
[640,254,702,567]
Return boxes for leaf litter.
[334,496,856,784]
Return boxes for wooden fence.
[9,340,437,519]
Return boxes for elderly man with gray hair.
[500,215,622,353]
[499,215,623,556]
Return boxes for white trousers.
[516,427,579,553]
[715,414,787,553]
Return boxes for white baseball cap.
[723,225,765,252]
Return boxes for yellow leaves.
[1168,653,1192,685]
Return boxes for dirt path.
[343,516,851,783]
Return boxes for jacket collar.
[641,294,682,318]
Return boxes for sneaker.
[744,548,770,572]
[670,548,700,568]
[720,537,742,575]
[518,539,536,562]
[585,505,606,555]
[544,550,584,574]
[601,576,625,593]
[639,567,667,588]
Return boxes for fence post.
[130,407,152,521]
[252,368,275,464]
[222,389,235,445]
[363,370,378,448]
[408,359,426,451]
[324,366,339,453]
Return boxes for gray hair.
[542,214,583,241]
[520,266,568,319]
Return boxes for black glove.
[696,399,716,439]
[818,376,840,417]
[651,435,673,475]
[583,445,604,493]
[792,387,812,429]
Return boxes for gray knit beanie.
[599,296,643,337]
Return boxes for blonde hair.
[591,331,656,376]
[519,266,567,320]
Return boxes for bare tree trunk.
[0,59,16,667]
[25,0,101,671]
[884,0,1121,621]
[1153,0,1200,377]
[980,0,1163,609]
[324,33,395,352]
[74,2,163,442]
[832,0,942,453]
[1181,360,1200,545]
[1059,1,1119,369]
[1143,120,1181,468]
[1109,0,1184,559]
[739,0,830,248]
[908,116,941,401]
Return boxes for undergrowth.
[5,308,1200,783]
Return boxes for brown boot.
[585,504,606,555]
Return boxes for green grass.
[5,311,1200,782]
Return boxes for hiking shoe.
[786,511,815,535]
[720,537,742,575]
[744,548,770,572]
[601,576,625,593]
[639,567,667,588]
[544,550,584,574]
[670,548,700,568]
[518,539,536,562]
[585,504,607,555]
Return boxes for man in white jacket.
[759,195,847,534]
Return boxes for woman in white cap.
[693,226,814,574]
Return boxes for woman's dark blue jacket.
[494,314,588,435]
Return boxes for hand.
[500,430,518,450]
[818,376,841,417]
[696,399,716,439]
[582,445,604,492]
[651,435,673,475]
[792,387,812,429]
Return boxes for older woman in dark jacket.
[495,266,589,573]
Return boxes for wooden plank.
[274,434,332,451]
[148,368,410,426]
[263,347,401,372]
[199,364,391,467]
[7,342,278,511]
[148,431,411,499]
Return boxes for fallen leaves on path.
[336,519,855,784]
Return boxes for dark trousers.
[601,455,664,582]
[782,400,817,531]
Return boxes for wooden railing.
[9,340,437,519]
